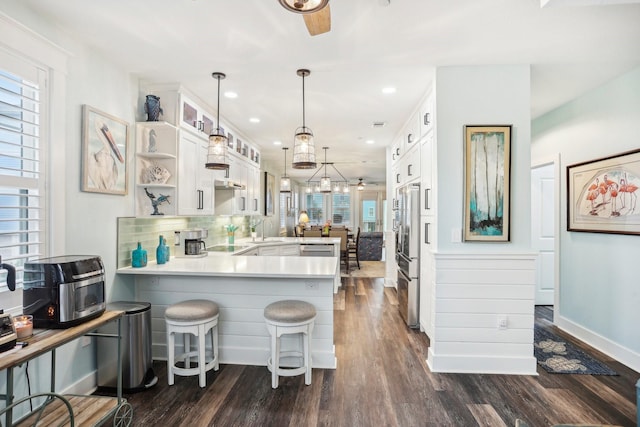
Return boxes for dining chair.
[347,227,361,270]
[304,230,322,237]
[329,229,349,274]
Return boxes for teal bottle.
[156,235,166,264]
[163,236,170,262]
[132,242,147,268]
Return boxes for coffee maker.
[174,229,208,257]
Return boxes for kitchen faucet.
[262,218,272,241]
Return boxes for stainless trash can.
[97,301,157,391]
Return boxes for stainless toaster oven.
[23,255,106,328]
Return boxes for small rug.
[341,261,385,278]
[534,326,618,375]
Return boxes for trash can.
[97,301,157,391]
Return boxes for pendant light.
[280,147,291,193]
[205,72,229,170]
[292,69,317,169]
[319,147,331,193]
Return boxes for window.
[304,192,351,226]
[0,64,46,291]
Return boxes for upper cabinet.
[138,85,262,217]
[134,122,178,217]
[419,92,435,138]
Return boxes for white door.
[531,163,555,305]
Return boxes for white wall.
[0,3,138,398]
[435,65,532,252]
[532,67,640,369]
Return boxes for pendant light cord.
[216,76,221,131]
[302,72,306,129]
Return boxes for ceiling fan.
[278,0,331,36]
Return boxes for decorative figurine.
[144,94,163,121]
[144,187,171,215]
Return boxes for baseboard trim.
[427,348,538,375]
[555,315,640,373]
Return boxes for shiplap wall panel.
[426,253,537,375]
[136,274,337,369]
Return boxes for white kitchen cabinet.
[135,122,178,216]
[177,131,214,216]
[247,165,261,214]
[390,136,403,164]
[420,133,434,217]
[403,111,421,154]
[419,230,435,339]
[395,143,420,187]
[257,244,300,256]
[180,93,215,137]
[419,93,435,138]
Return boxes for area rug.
[534,326,617,375]
[341,261,385,278]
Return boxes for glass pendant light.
[280,147,291,193]
[319,147,331,193]
[292,69,317,169]
[205,72,229,170]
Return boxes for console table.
[0,310,132,426]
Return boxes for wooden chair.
[347,227,361,270]
[329,229,349,274]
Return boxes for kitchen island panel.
[134,274,337,369]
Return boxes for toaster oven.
[23,255,106,329]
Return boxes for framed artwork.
[81,105,129,195]
[567,148,640,235]
[463,125,512,241]
[264,172,275,216]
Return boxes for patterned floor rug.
[534,326,618,375]
[341,261,385,278]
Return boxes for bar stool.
[264,300,316,389]
[165,299,219,388]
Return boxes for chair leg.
[198,324,206,388]
[271,333,280,389]
[167,330,175,385]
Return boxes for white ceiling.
[12,0,640,185]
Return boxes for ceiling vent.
[372,121,386,128]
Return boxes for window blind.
[0,68,45,291]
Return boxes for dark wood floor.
[103,278,638,427]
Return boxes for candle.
[13,315,33,339]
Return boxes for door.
[360,191,384,232]
[531,163,556,305]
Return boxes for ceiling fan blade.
[303,4,331,36]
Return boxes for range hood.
[214,180,246,190]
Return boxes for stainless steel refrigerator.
[395,182,420,328]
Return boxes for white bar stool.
[264,300,316,389]
[165,299,219,388]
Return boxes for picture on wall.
[463,125,512,241]
[567,148,640,235]
[81,105,129,195]
[264,172,275,216]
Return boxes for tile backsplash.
[117,215,251,268]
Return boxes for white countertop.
[117,237,339,279]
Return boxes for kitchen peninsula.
[117,237,340,369]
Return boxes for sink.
[249,238,284,244]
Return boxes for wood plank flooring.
[99,278,638,427]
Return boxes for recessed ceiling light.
[249,117,260,123]
[366,140,375,144]
[382,87,396,94]
[273,140,282,145]
[224,91,238,99]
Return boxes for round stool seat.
[165,299,219,388]
[264,300,316,389]
[264,300,316,324]
[165,299,219,321]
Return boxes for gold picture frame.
[567,148,640,235]
[81,105,129,195]
[463,125,512,242]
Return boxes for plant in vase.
[225,224,238,245]
[249,218,262,242]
